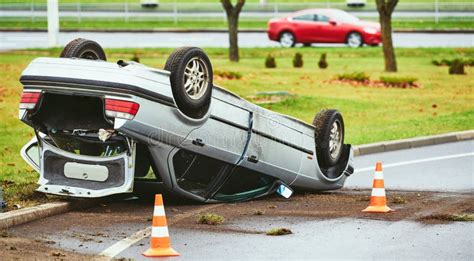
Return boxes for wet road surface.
[3,141,474,260]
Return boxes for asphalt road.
[348,140,474,192]
[4,140,473,260]
[1,31,473,50]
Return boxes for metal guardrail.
[1,2,473,24]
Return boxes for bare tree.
[221,0,245,62]
[376,0,399,72]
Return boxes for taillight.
[105,98,140,120]
[19,91,42,110]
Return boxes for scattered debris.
[268,205,277,209]
[51,252,66,257]
[197,213,225,225]
[421,213,474,222]
[392,196,407,204]
[1,230,9,238]
[253,209,265,215]
[266,228,293,236]
[98,129,114,142]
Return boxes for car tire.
[60,38,107,61]
[279,32,296,48]
[346,32,363,48]
[313,109,345,167]
[165,47,213,119]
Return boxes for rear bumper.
[36,136,135,198]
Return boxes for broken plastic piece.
[98,129,114,142]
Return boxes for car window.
[213,167,274,201]
[292,14,315,22]
[173,149,225,197]
[315,14,330,22]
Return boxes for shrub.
[293,52,303,68]
[431,59,442,66]
[197,213,225,225]
[432,58,473,67]
[379,76,418,87]
[131,53,140,63]
[214,69,242,80]
[318,53,328,69]
[265,54,276,68]
[337,72,369,82]
[449,59,465,75]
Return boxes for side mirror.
[329,19,337,26]
[276,183,293,199]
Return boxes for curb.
[0,29,473,34]
[353,130,474,156]
[0,202,72,230]
[1,130,473,229]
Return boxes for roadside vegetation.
[1,18,472,31]
[0,46,473,208]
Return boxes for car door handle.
[247,155,259,163]
[192,138,204,147]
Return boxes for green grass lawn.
[1,17,473,30]
[0,46,473,208]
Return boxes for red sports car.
[268,9,381,48]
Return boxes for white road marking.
[99,203,224,259]
[355,152,474,173]
[99,226,151,258]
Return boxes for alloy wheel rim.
[329,121,342,159]
[348,33,362,48]
[184,57,209,100]
[280,33,294,47]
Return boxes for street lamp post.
[47,0,59,47]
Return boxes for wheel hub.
[184,58,209,100]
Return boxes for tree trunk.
[227,12,239,62]
[379,13,397,72]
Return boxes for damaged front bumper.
[23,135,136,198]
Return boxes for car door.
[312,14,334,42]
[180,97,250,165]
[238,111,305,185]
[290,14,319,43]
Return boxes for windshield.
[330,10,359,23]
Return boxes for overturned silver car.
[19,39,354,202]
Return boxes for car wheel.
[313,109,345,167]
[165,47,213,119]
[60,38,107,61]
[279,32,296,48]
[346,32,363,48]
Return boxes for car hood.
[355,20,380,29]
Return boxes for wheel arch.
[346,30,365,44]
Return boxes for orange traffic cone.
[143,194,180,257]
[362,162,392,213]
